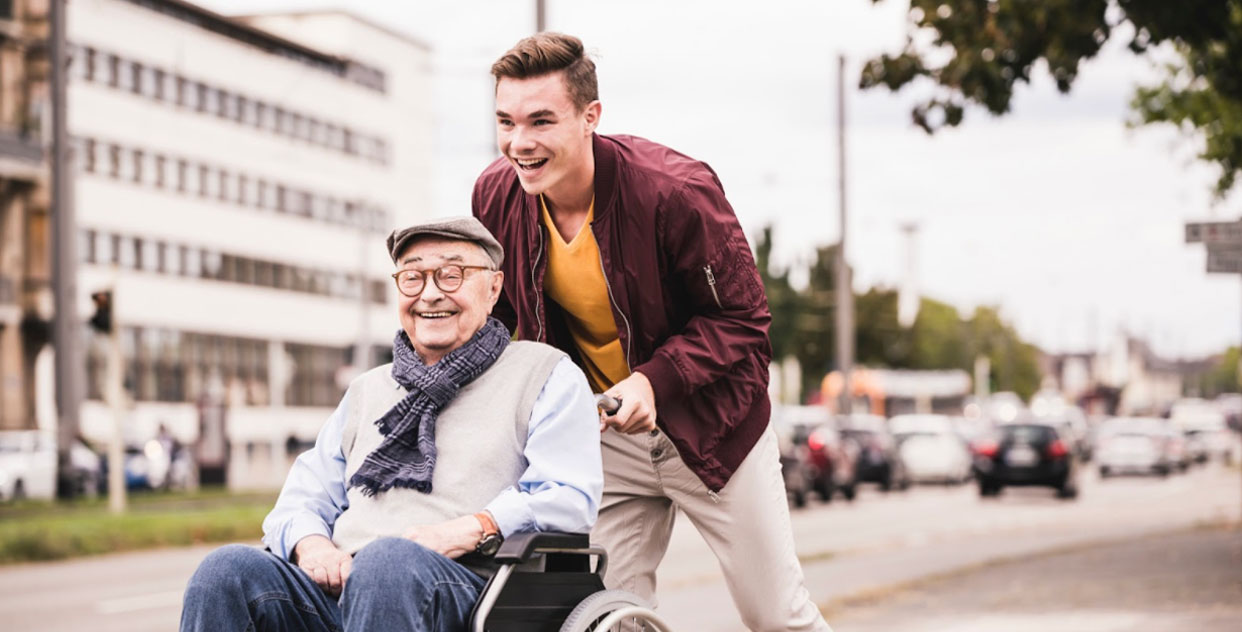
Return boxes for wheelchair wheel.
[559,589,674,632]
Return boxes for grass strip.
[0,490,276,564]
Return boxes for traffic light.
[89,290,112,333]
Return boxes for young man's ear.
[583,100,602,135]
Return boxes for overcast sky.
[199,0,1242,360]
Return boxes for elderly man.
[181,218,603,632]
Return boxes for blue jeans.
[181,538,487,632]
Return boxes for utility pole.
[355,232,372,374]
[834,54,854,415]
[103,287,125,514]
[898,222,920,328]
[535,0,546,32]
[49,0,83,498]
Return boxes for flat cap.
[387,217,504,268]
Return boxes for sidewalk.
[828,525,1242,632]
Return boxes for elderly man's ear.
[487,270,505,309]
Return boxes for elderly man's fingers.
[339,556,353,585]
[311,566,328,590]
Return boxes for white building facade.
[65,0,433,486]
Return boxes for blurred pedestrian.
[474,32,830,632]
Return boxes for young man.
[181,218,602,632]
[473,33,831,631]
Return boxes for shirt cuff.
[275,515,333,561]
[484,489,535,538]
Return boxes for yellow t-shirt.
[540,196,631,393]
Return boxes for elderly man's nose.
[419,276,446,301]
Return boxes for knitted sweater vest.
[332,341,566,556]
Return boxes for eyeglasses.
[391,264,493,297]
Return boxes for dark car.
[839,414,909,491]
[775,406,859,503]
[972,421,1080,500]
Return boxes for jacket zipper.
[704,265,723,309]
[532,225,546,342]
[596,241,633,368]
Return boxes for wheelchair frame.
[470,532,673,632]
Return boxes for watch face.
[478,534,503,557]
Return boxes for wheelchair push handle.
[595,393,621,416]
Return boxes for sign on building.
[1186,220,1242,245]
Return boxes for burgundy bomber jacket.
[472,133,773,492]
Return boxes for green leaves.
[864,0,1242,198]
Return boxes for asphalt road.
[0,463,1238,631]
[829,526,1242,632]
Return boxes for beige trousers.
[594,423,832,631]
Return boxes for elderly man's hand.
[601,372,657,434]
[293,535,352,597]
[402,515,483,559]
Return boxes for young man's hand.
[293,535,352,597]
[601,372,657,434]
[402,514,483,559]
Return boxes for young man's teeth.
[517,158,547,170]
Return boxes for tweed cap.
[387,217,504,268]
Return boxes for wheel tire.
[842,484,857,501]
[792,489,806,509]
[12,480,25,501]
[814,478,833,503]
[560,589,655,632]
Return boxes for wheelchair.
[469,532,672,631]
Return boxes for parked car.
[839,414,908,491]
[772,408,813,508]
[1096,417,1180,477]
[107,436,192,491]
[1170,399,1235,464]
[972,420,1080,499]
[777,406,858,502]
[889,414,972,484]
[0,430,57,501]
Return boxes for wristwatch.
[474,511,504,557]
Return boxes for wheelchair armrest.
[493,531,592,564]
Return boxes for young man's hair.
[491,32,598,111]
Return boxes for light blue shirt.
[262,356,603,560]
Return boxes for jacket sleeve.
[472,175,520,334]
[632,169,772,404]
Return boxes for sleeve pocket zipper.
[704,265,723,309]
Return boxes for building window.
[83,139,96,173]
[129,62,143,94]
[81,230,97,264]
[287,343,349,407]
[131,149,143,183]
[154,155,167,188]
[256,179,270,209]
[151,68,165,100]
[105,54,120,87]
[108,144,121,178]
[176,76,188,107]
[195,82,208,113]
[82,47,97,82]
[237,175,249,206]
[217,170,230,202]
[198,165,211,198]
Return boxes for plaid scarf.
[349,318,510,497]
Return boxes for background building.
[0,0,50,433]
[62,0,432,487]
